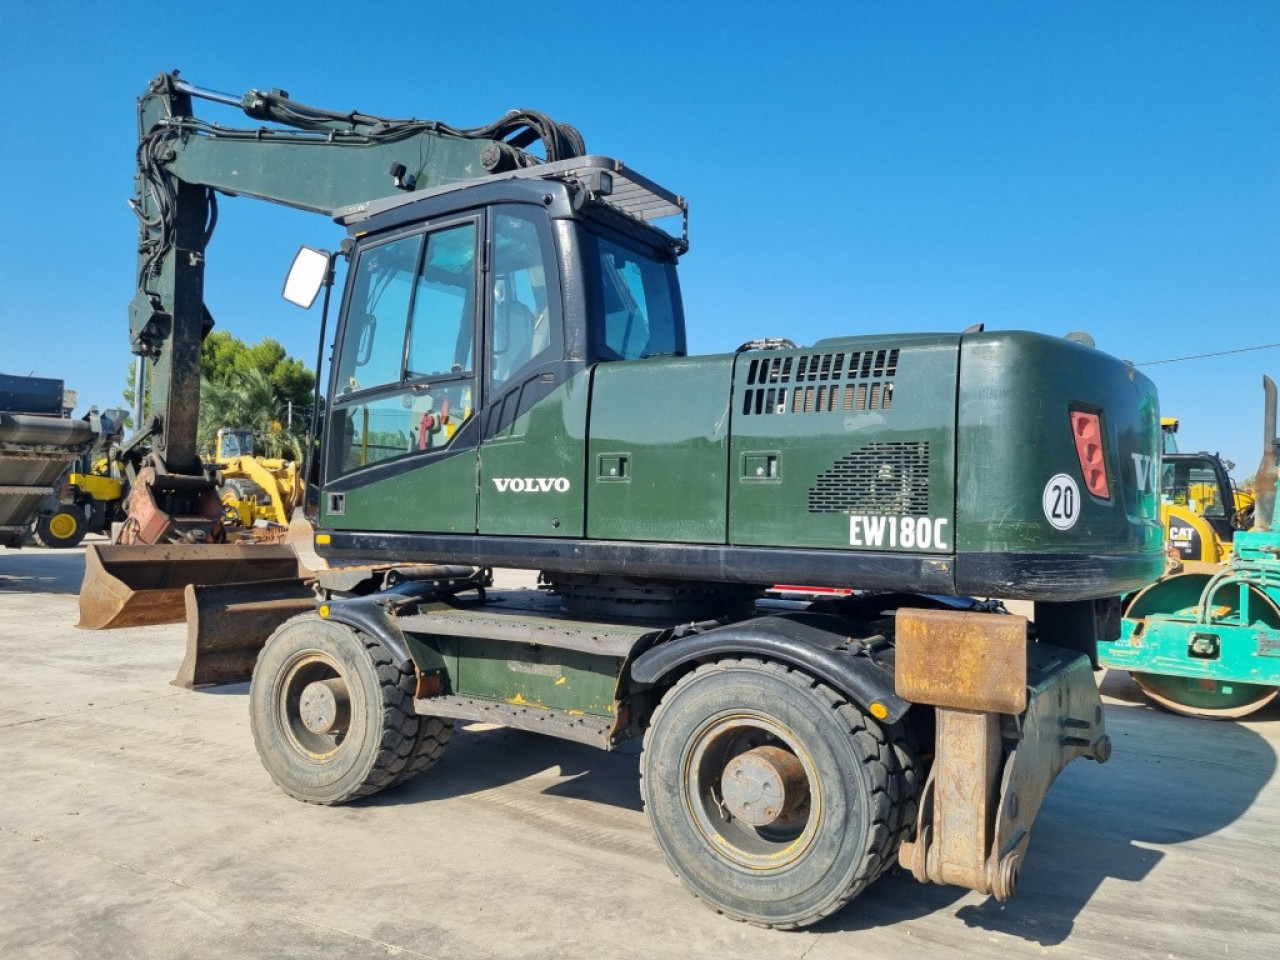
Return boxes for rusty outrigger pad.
[893,606,1110,901]
[894,606,1028,714]
[77,542,302,630]
[172,578,316,688]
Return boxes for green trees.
[123,331,316,461]
[198,332,315,460]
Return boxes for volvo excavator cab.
[307,163,688,542]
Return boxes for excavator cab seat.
[493,293,548,384]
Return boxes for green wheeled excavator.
[77,70,1168,928]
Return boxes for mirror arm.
[304,262,336,501]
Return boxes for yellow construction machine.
[208,427,303,532]
[1158,448,1254,567]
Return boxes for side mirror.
[282,246,333,309]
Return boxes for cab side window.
[490,209,560,390]
[591,234,684,362]
[408,225,476,379]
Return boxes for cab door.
[321,217,481,533]
[477,204,587,536]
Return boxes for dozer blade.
[173,577,316,688]
[77,542,302,630]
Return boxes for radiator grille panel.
[808,441,930,515]
[742,348,900,416]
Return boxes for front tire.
[32,507,86,548]
[250,614,452,804]
[640,658,914,928]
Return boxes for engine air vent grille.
[808,441,930,515]
[741,348,900,416]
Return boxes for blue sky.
[1,2,1277,477]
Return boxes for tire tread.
[639,657,920,929]
[251,617,452,805]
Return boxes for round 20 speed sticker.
[1043,473,1080,530]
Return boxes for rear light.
[1070,410,1110,499]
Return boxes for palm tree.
[198,368,302,460]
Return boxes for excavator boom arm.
[128,70,584,475]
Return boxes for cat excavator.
[1155,415,1256,567]
[75,70,1170,928]
[1158,449,1254,566]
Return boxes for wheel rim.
[1132,673,1279,719]
[275,651,353,760]
[48,512,78,541]
[684,713,821,870]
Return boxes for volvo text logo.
[492,477,571,493]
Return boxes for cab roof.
[334,155,687,250]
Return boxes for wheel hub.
[720,745,808,827]
[298,677,350,734]
[50,514,75,538]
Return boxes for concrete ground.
[2,540,1278,960]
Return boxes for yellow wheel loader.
[208,428,303,532]
[31,462,127,548]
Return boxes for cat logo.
[1167,522,1201,560]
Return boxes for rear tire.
[31,507,86,548]
[250,614,452,804]
[640,658,916,928]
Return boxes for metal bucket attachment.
[173,577,316,688]
[77,542,302,630]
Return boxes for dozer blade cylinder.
[173,578,316,688]
[77,543,302,630]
